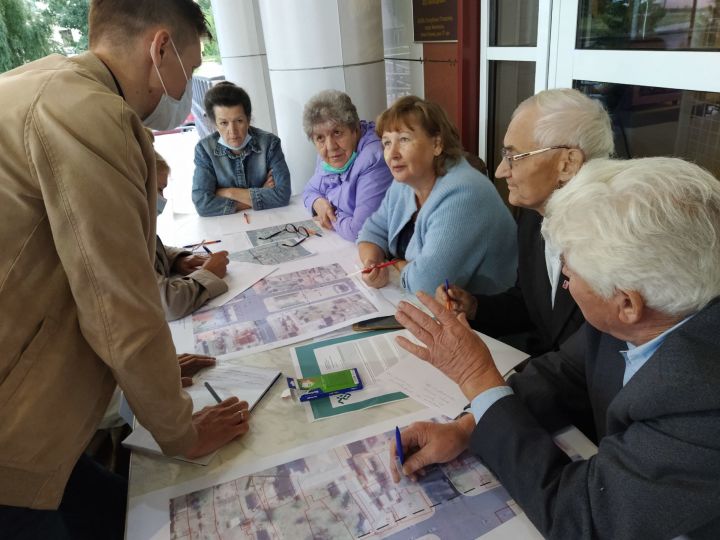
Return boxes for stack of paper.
[122,363,281,465]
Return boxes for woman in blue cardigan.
[357,96,518,295]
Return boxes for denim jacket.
[192,126,291,216]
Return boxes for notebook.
[122,363,281,465]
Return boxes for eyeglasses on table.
[257,223,312,247]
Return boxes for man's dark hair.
[204,82,252,122]
[89,0,211,50]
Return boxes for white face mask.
[219,134,253,152]
[143,38,193,131]
[156,194,168,215]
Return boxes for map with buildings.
[192,263,379,357]
[169,424,518,540]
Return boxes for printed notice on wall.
[413,0,458,42]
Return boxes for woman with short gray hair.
[302,90,393,242]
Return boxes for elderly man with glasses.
[437,88,614,357]
[395,156,720,539]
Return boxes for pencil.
[346,259,399,277]
[204,382,222,404]
[203,245,212,254]
[243,212,250,224]
[444,278,451,311]
[183,239,221,249]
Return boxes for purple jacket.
[302,120,393,242]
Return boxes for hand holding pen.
[346,259,401,278]
[184,383,250,460]
[435,281,479,320]
[200,247,230,279]
[388,418,476,483]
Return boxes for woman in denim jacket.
[192,82,291,216]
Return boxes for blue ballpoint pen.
[395,426,405,475]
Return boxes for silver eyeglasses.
[501,145,570,169]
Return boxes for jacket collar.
[212,128,260,158]
[70,52,122,98]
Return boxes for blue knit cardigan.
[357,157,518,295]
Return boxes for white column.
[258,0,387,194]
[210,0,275,133]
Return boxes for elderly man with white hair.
[437,88,614,357]
[393,157,720,539]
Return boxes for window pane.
[383,0,424,104]
[577,0,720,50]
[488,61,536,202]
[575,80,720,177]
[490,0,539,47]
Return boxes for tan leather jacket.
[0,53,197,509]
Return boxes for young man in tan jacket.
[0,1,248,538]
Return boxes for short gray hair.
[516,88,614,160]
[302,90,360,139]
[543,157,720,316]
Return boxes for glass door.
[480,0,720,180]
[479,0,553,199]
[551,1,720,176]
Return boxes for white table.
[127,199,565,540]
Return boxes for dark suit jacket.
[470,209,584,356]
[470,299,720,539]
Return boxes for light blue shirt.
[470,316,694,423]
[357,157,518,295]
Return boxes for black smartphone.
[352,315,403,332]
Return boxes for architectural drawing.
[169,424,517,540]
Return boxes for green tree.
[197,0,220,61]
[0,0,55,72]
[46,0,89,52]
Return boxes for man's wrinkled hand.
[435,282,478,319]
[395,291,504,399]
[389,417,475,482]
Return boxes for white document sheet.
[291,330,411,422]
[204,261,277,308]
[379,331,530,416]
[123,362,281,465]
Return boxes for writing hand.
[389,416,475,482]
[184,397,250,459]
[434,283,478,319]
[201,251,230,278]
